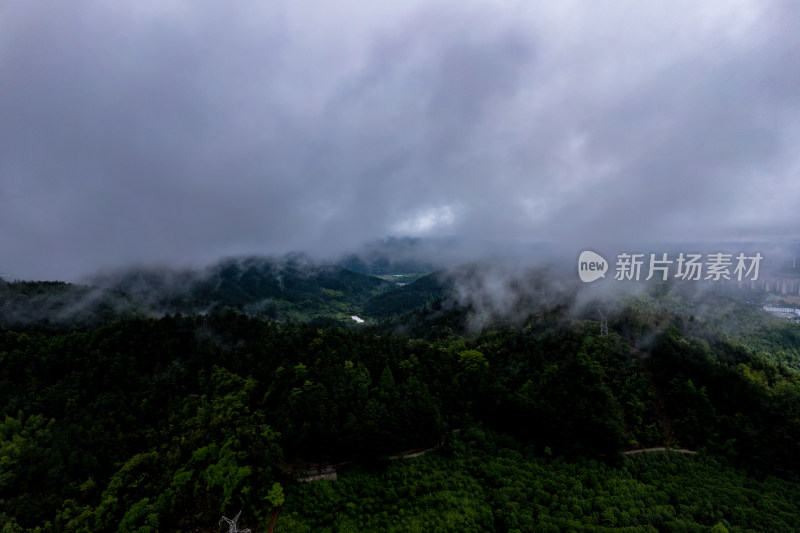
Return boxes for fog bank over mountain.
[2,1,799,281]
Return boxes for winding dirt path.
[623,447,697,456]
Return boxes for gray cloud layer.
[2,1,799,280]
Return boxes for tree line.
[2,298,800,530]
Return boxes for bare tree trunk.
[267,506,281,533]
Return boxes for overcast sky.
[2,0,799,280]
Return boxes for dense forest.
[2,259,800,531]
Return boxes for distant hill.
[0,257,396,329]
[363,271,452,320]
[335,236,450,276]
[179,257,393,320]
[0,280,122,328]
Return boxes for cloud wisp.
[2,1,799,280]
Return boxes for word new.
[578,251,609,282]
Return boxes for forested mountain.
[362,271,452,320]
[2,258,800,531]
[335,237,447,277]
[0,257,396,330]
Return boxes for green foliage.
[265,482,285,509]
[457,349,489,372]
[363,271,450,320]
[3,279,800,531]
[0,260,400,330]
[278,428,800,532]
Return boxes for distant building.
[763,305,800,319]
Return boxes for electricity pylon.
[599,309,609,337]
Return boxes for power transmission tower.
[599,309,609,337]
[219,511,251,533]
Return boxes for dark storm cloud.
[1,0,799,280]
